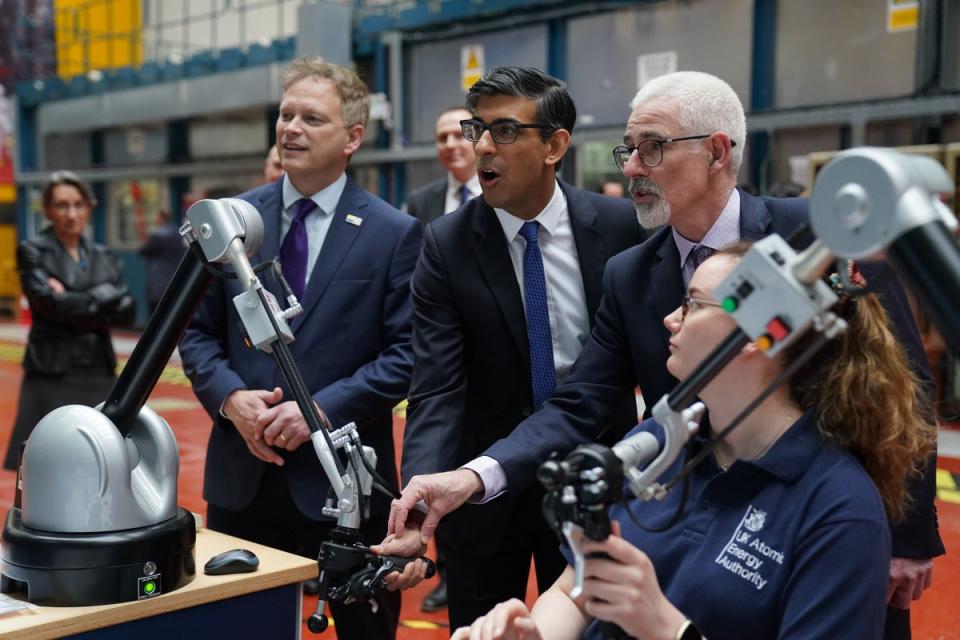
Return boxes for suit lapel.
[472,202,529,358]
[651,227,685,322]
[291,177,367,331]
[564,183,605,321]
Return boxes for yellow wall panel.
[55,0,142,78]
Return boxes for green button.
[721,297,738,313]
[144,582,156,594]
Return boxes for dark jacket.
[401,182,644,555]
[18,228,135,374]
[486,190,944,560]
[179,177,422,519]
[405,178,448,226]
[138,224,186,306]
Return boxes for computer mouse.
[204,548,260,575]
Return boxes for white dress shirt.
[674,188,741,287]
[281,172,347,289]
[464,180,590,501]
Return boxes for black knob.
[307,613,329,633]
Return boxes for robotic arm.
[180,199,434,632]
[539,148,956,639]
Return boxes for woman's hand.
[579,521,687,640]
[47,277,65,294]
[450,599,544,640]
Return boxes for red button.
[766,317,790,342]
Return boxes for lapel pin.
[345,214,363,227]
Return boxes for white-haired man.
[386,70,941,640]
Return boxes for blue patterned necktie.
[280,198,317,299]
[459,184,470,206]
[689,244,715,271]
[519,221,556,410]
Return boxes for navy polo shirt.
[569,411,890,640]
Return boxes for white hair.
[629,71,746,175]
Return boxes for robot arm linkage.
[180,199,434,634]
[542,147,958,604]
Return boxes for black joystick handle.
[307,613,329,633]
[380,555,437,579]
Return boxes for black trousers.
[441,488,566,634]
[207,464,400,640]
[884,606,910,640]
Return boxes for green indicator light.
[144,582,156,594]
[722,297,738,313]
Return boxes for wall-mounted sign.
[461,44,485,93]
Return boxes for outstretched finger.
[388,499,410,537]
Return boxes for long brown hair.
[716,243,936,521]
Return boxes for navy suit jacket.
[179,177,422,520]
[486,189,943,558]
[401,182,644,555]
[405,178,447,226]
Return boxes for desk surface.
[0,528,317,640]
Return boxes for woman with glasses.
[451,243,936,640]
[4,171,135,470]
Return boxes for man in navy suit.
[390,71,942,639]
[179,58,421,640]
[405,106,480,227]
[391,67,643,631]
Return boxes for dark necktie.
[519,221,556,410]
[689,244,715,271]
[280,198,317,299]
[459,184,470,206]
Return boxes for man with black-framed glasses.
[388,70,941,640]
[389,66,643,630]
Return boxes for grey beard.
[634,197,671,229]
[629,177,671,229]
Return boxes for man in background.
[598,180,625,198]
[263,145,283,183]
[405,106,480,225]
[138,208,185,316]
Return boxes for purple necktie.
[689,244,715,271]
[280,198,317,299]
[459,184,470,206]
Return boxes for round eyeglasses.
[612,135,737,171]
[460,119,553,145]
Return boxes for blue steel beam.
[749,0,777,192]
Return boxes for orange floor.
[0,323,956,639]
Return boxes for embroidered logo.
[714,504,784,591]
[743,507,766,533]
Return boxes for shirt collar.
[448,172,480,198]
[742,409,823,482]
[673,188,741,267]
[493,179,566,242]
[282,172,347,215]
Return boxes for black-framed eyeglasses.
[681,295,723,322]
[612,135,737,171]
[460,119,553,144]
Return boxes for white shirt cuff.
[461,456,508,503]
